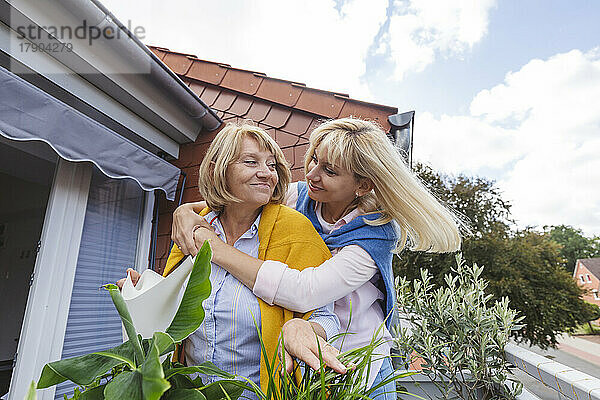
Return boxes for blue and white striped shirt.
[185,210,339,398]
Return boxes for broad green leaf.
[139,334,171,400]
[165,362,235,380]
[168,373,195,390]
[104,284,144,364]
[166,241,212,342]
[200,380,246,400]
[103,338,170,400]
[103,371,143,400]
[37,340,136,388]
[79,385,106,400]
[24,381,36,400]
[162,388,206,400]
[148,331,175,357]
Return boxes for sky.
[100,0,600,236]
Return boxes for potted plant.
[392,254,524,400]
[27,241,247,400]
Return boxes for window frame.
[9,160,155,400]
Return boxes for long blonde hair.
[304,117,465,253]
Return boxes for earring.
[355,191,360,199]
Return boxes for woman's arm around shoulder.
[283,181,300,208]
[254,244,378,312]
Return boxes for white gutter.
[59,0,221,131]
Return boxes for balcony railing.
[505,343,600,400]
[394,344,600,399]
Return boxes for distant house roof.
[148,46,398,172]
[579,258,600,278]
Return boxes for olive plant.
[393,253,524,400]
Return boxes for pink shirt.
[253,182,392,387]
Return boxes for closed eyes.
[310,155,336,175]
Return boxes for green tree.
[543,225,600,273]
[394,163,600,349]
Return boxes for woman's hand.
[172,201,207,256]
[116,268,141,289]
[193,223,264,288]
[192,222,221,248]
[280,319,347,375]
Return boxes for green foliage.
[393,254,523,400]
[413,163,513,237]
[395,163,598,348]
[37,339,137,388]
[31,239,410,400]
[543,224,600,273]
[34,241,218,400]
[252,330,414,400]
[574,321,600,335]
[166,249,212,342]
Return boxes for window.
[580,275,585,283]
[0,139,56,396]
[587,274,592,283]
[594,290,600,300]
[55,169,145,399]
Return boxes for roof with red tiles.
[148,46,398,138]
[580,258,600,279]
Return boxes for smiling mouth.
[308,181,323,191]
[251,183,271,189]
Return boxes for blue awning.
[0,65,180,200]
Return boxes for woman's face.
[305,145,360,206]
[226,136,279,208]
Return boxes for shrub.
[392,254,524,400]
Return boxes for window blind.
[55,169,144,399]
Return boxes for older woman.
[122,123,342,397]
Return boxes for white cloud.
[386,0,497,79]
[101,0,497,96]
[416,112,519,174]
[415,48,600,235]
[100,0,387,100]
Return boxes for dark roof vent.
[388,111,415,167]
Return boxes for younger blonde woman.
[173,117,464,399]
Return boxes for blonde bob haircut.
[304,117,466,253]
[198,122,291,213]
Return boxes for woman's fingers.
[297,347,322,371]
[193,225,218,246]
[284,349,294,374]
[116,278,125,289]
[281,319,347,374]
[187,221,216,256]
[116,268,140,289]
[172,204,205,255]
[318,340,347,373]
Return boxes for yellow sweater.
[163,203,332,393]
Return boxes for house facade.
[1,1,218,399]
[574,258,600,316]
